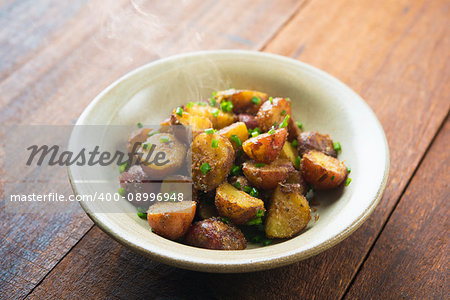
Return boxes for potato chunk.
[215,183,265,225]
[265,184,311,238]
[218,122,249,149]
[147,201,197,240]
[242,158,294,190]
[138,133,186,178]
[256,97,291,132]
[184,217,247,250]
[127,127,153,154]
[297,131,337,157]
[215,89,268,114]
[285,170,308,195]
[170,111,213,142]
[242,128,287,164]
[279,141,299,168]
[184,102,235,129]
[300,150,347,189]
[192,132,235,191]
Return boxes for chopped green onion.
[255,163,265,168]
[333,142,342,152]
[160,136,170,143]
[200,163,211,175]
[118,187,126,196]
[212,91,217,96]
[263,239,272,246]
[246,217,262,226]
[331,176,335,181]
[252,96,261,105]
[250,187,259,198]
[269,97,273,104]
[221,217,230,224]
[209,97,217,106]
[176,107,183,116]
[281,110,286,116]
[233,181,241,189]
[297,121,303,129]
[345,177,352,186]
[251,131,259,137]
[211,108,219,117]
[137,207,147,219]
[347,167,352,173]
[291,140,298,147]
[186,102,194,109]
[220,100,233,112]
[142,142,151,150]
[243,186,251,193]
[268,128,275,135]
[295,156,301,168]
[251,235,262,243]
[285,97,291,101]
[119,161,128,173]
[231,165,242,176]
[230,135,242,147]
[280,115,290,128]
[137,122,143,128]
[205,128,214,135]
[256,209,264,217]
[148,131,158,136]
[211,139,219,148]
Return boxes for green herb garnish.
[243,186,251,193]
[137,122,143,128]
[186,102,194,109]
[347,167,351,173]
[268,127,275,135]
[281,110,286,116]
[345,177,352,186]
[250,187,259,198]
[295,156,301,168]
[118,187,126,196]
[297,121,303,129]
[246,217,262,226]
[137,207,147,219]
[211,108,219,117]
[331,176,335,181]
[211,139,219,148]
[233,181,241,189]
[230,135,242,147]
[252,96,261,105]
[221,217,230,224]
[220,100,234,112]
[119,161,128,173]
[231,165,242,176]
[280,115,290,128]
[205,128,214,135]
[333,142,342,152]
[256,209,264,217]
[255,163,265,168]
[291,140,298,147]
[263,239,272,246]
[209,97,217,106]
[269,97,273,104]
[160,136,170,143]
[200,163,211,175]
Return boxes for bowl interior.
[69,50,389,272]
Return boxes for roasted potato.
[297,131,337,157]
[160,175,193,201]
[287,117,302,142]
[119,165,161,195]
[300,150,347,189]
[184,102,235,129]
[242,128,288,164]
[127,127,153,154]
[138,133,186,178]
[279,141,299,168]
[192,132,235,191]
[238,114,258,129]
[184,217,247,250]
[147,201,197,240]
[256,97,291,132]
[242,158,294,190]
[228,176,250,191]
[215,183,265,224]
[265,184,311,238]
[215,89,269,114]
[285,170,308,195]
[159,118,173,133]
[218,122,249,149]
[170,111,213,142]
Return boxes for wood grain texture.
[25,0,450,299]
[345,116,450,299]
[0,1,304,299]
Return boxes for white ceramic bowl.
[68,50,389,273]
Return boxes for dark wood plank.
[346,119,450,299]
[25,0,450,300]
[344,117,449,299]
[0,1,304,298]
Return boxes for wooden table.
[1,0,448,299]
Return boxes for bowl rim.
[68,50,390,273]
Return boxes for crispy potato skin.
[297,131,337,157]
[287,117,302,142]
[218,122,249,149]
[147,201,197,240]
[184,217,247,250]
[215,183,265,224]
[119,165,161,195]
[242,159,294,190]
[238,114,258,129]
[300,150,347,189]
[216,89,268,114]
[285,170,308,195]
[138,133,186,178]
[242,128,288,164]
[127,128,153,154]
[170,111,213,142]
[192,133,235,192]
[265,184,311,238]
[279,141,299,167]
[184,103,235,129]
[256,97,292,132]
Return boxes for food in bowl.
[119,89,351,250]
